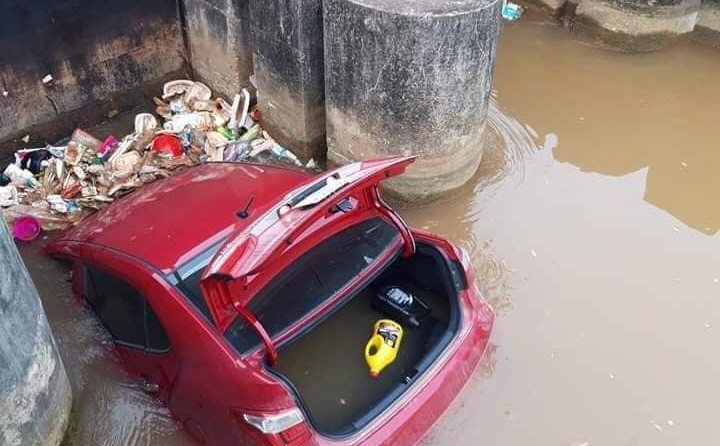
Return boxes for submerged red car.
[47,157,494,445]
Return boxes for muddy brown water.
[16,10,720,446]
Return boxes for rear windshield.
[224,217,400,354]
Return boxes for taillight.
[232,407,312,445]
[242,408,305,434]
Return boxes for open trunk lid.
[200,157,416,364]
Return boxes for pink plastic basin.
[12,215,42,241]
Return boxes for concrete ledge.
[692,0,720,47]
[521,0,568,15]
[573,0,701,51]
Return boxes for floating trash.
[502,1,524,21]
[1,79,316,231]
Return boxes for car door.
[79,260,179,403]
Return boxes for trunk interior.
[270,243,461,437]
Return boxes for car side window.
[84,266,170,352]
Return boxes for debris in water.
[501,258,517,272]
[531,250,537,258]
[667,420,674,427]
[0,185,19,207]
[339,398,347,405]
[672,227,679,232]
[650,421,664,432]
[542,133,558,151]
[2,79,315,231]
[501,1,524,21]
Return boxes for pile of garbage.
[0,80,316,232]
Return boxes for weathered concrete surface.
[692,0,720,46]
[0,0,186,156]
[323,0,503,203]
[522,0,568,15]
[0,218,72,446]
[0,74,186,168]
[250,0,326,162]
[573,0,701,51]
[181,0,254,99]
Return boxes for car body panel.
[54,162,311,273]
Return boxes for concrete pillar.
[323,0,503,203]
[692,0,720,47]
[181,0,254,98]
[0,218,71,446]
[573,0,701,51]
[250,0,326,161]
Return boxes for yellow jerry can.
[364,319,404,379]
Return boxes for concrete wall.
[180,0,254,99]
[522,0,707,51]
[573,0,701,51]
[0,218,72,446]
[693,0,720,46]
[0,0,186,161]
[250,0,326,161]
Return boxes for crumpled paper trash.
[2,79,319,232]
[0,185,19,207]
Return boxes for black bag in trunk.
[372,285,431,328]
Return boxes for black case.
[372,285,431,328]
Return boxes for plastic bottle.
[364,319,404,379]
[3,164,39,188]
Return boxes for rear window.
[224,217,400,354]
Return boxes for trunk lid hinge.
[201,278,279,366]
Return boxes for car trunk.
[269,243,461,437]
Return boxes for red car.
[47,157,494,446]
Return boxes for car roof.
[54,162,311,272]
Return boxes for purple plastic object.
[12,215,42,241]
